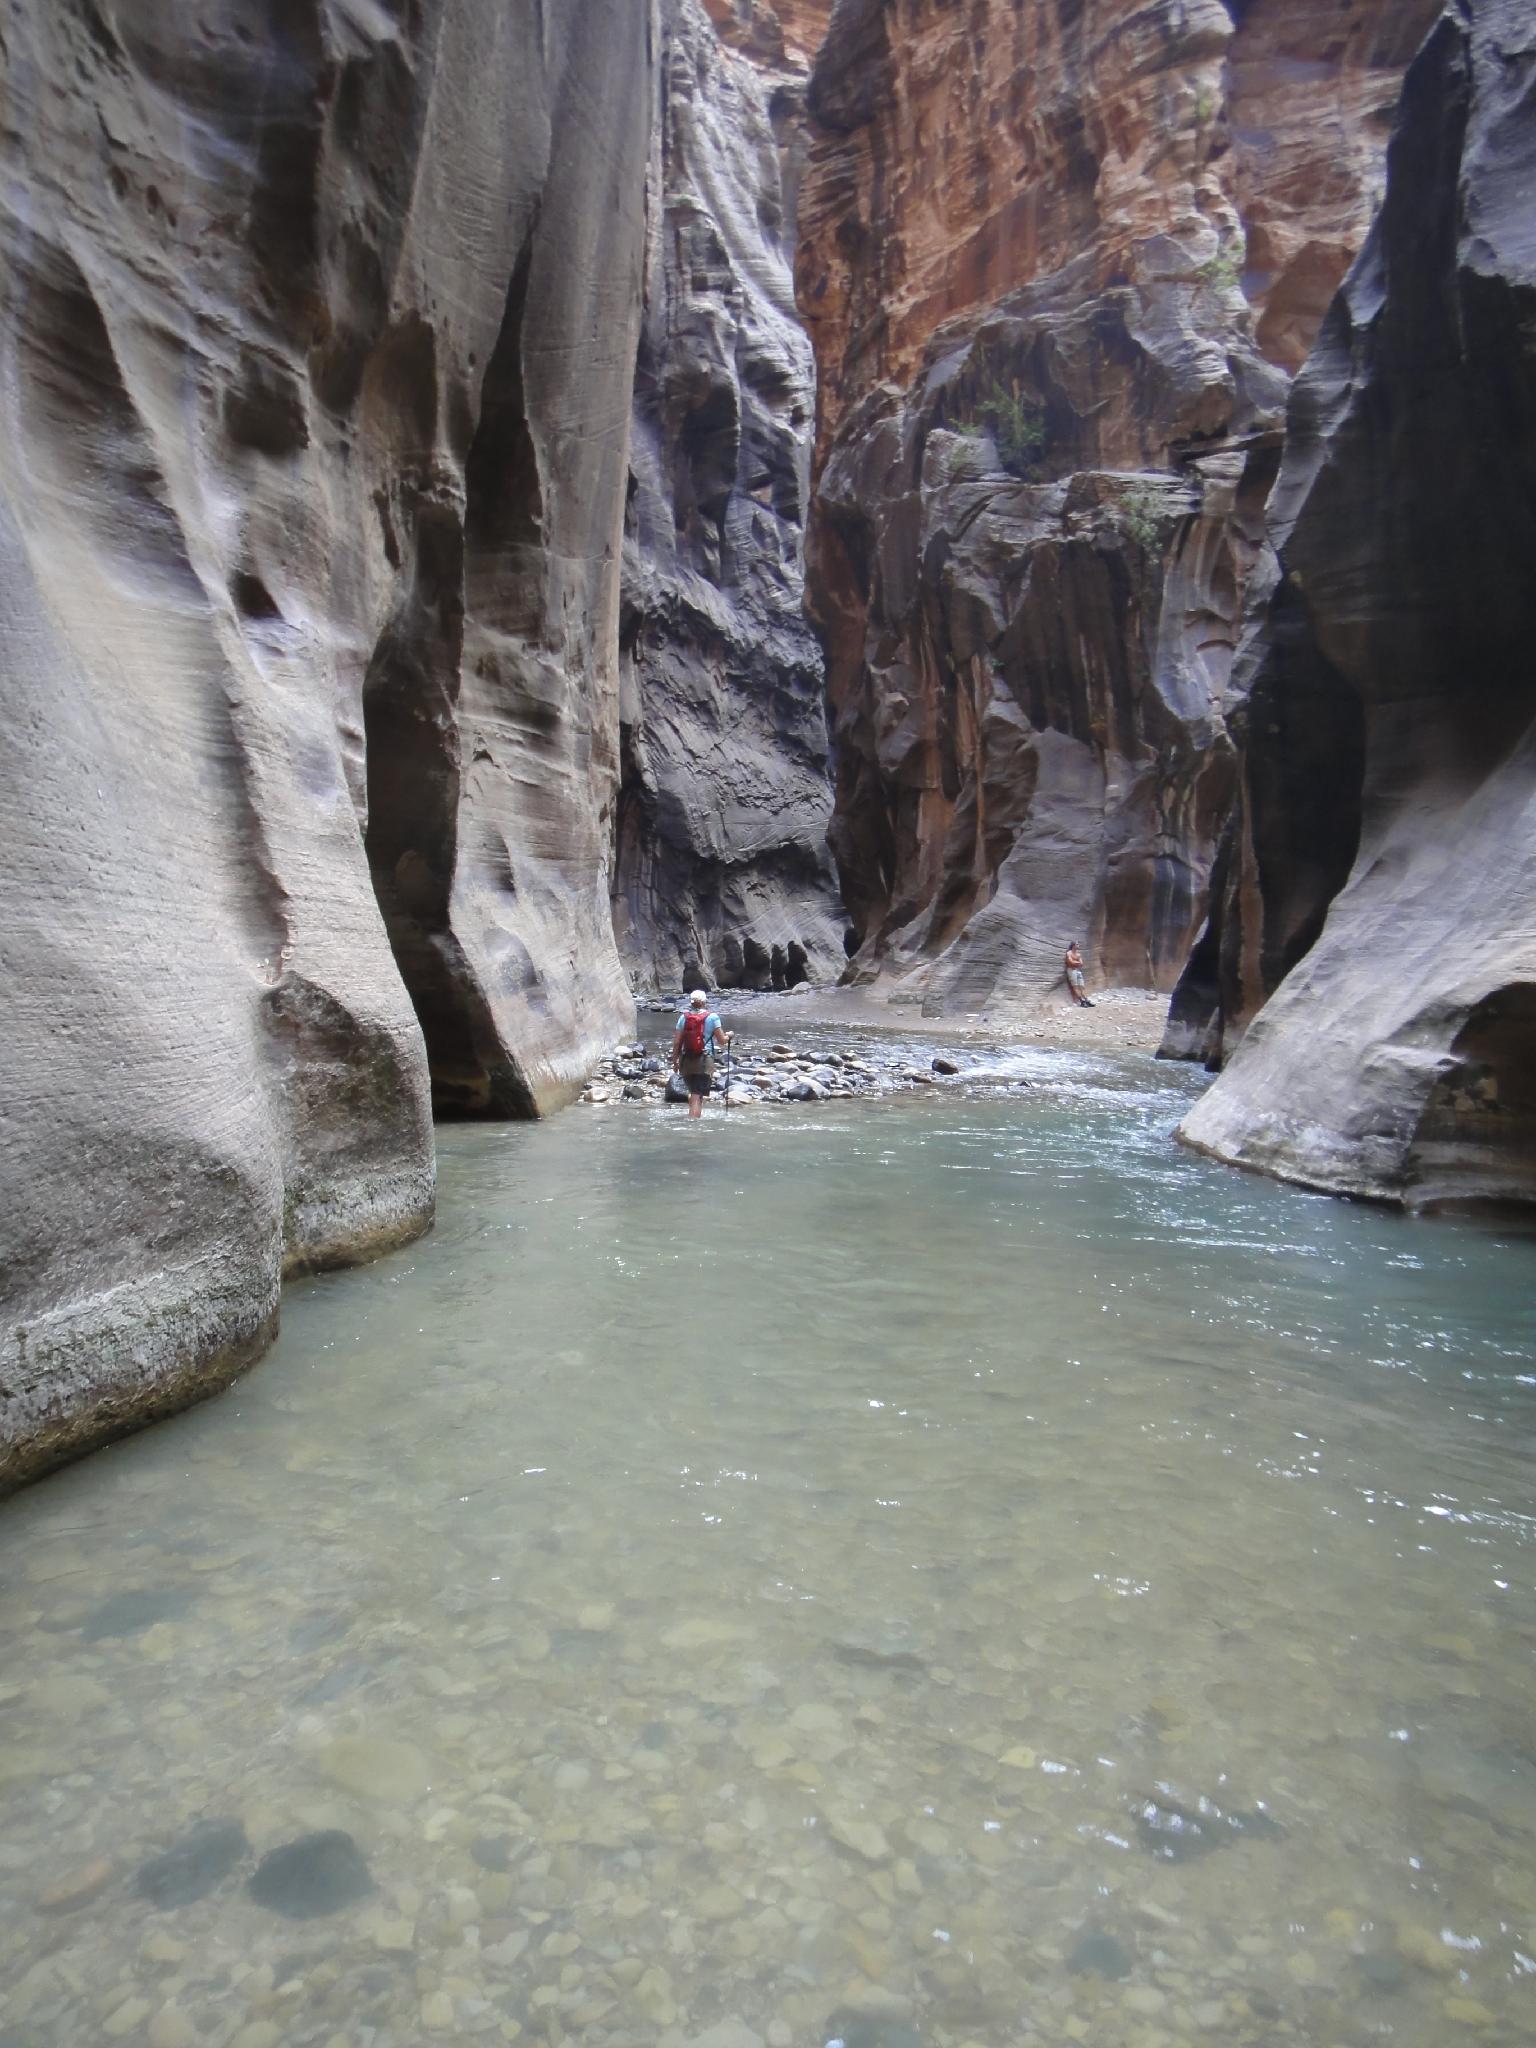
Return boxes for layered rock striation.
[798,0,1437,1012]
[0,0,653,1486]
[1174,0,1536,1209]
[616,0,843,993]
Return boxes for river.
[3,1044,1535,2048]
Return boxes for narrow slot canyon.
[2,4,1535,2045]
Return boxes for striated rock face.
[798,0,1435,1011]
[1174,0,1536,1210]
[0,0,653,1486]
[1227,0,1446,372]
[616,0,843,992]
[702,0,831,67]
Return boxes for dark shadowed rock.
[614,0,843,995]
[470,1836,515,1873]
[1068,1929,1135,1980]
[1174,0,1536,1209]
[1133,1789,1283,1862]
[136,1819,250,1909]
[248,1831,374,1921]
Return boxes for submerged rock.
[824,2018,921,2048]
[36,1857,115,1914]
[136,1819,249,1909]
[247,1832,374,1920]
[1067,1929,1135,1979]
[1132,1789,1283,1863]
[79,1588,194,1641]
[470,1836,515,1873]
[320,1735,432,1806]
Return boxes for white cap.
[688,989,708,1006]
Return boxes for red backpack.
[681,1009,709,1056]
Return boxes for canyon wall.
[0,0,654,1488]
[1174,0,1536,1209]
[798,0,1438,1012]
[615,0,844,993]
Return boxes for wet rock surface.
[1132,1789,1283,1864]
[1173,0,1536,1210]
[581,1022,1045,1110]
[246,1832,375,1921]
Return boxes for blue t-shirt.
[676,1010,723,1054]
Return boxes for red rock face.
[797,0,1438,1008]
[702,0,831,67]
[1229,0,1444,371]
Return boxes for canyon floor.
[716,986,1172,1056]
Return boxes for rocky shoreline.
[582,1039,993,1109]
[580,986,1170,1108]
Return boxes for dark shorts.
[680,1054,715,1096]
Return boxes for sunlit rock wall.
[616,0,843,992]
[798,0,1437,1012]
[0,0,653,1487]
[1174,0,1536,1210]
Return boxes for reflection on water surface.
[4,1048,1536,2048]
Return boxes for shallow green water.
[4,1048,1536,2048]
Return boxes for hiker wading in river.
[672,990,732,1119]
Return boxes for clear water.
[4,1049,1536,2048]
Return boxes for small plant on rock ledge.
[1197,231,1247,297]
[974,379,1047,479]
[1117,484,1168,553]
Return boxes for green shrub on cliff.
[1117,484,1168,552]
[1197,232,1247,296]
[974,382,1046,478]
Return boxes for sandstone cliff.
[0,0,653,1487]
[798,0,1437,1012]
[616,0,843,993]
[1174,0,1536,1210]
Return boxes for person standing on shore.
[672,990,732,1119]
[1064,941,1094,1008]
